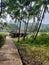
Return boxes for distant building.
[10,30,29,38]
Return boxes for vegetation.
[1,0,49,65]
[0,32,9,37]
[0,1,49,65]
[13,33,49,65]
[1,0,49,40]
[7,0,47,40]
[0,32,7,48]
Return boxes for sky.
[0,0,49,24]
[2,12,49,24]
[42,12,49,24]
[29,12,49,24]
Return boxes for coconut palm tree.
[7,0,36,41]
[32,0,49,40]
[7,0,49,41]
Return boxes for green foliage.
[13,33,49,65]
[0,32,9,37]
[0,34,6,48]
[7,0,49,41]
[0,32,9,48]
[13,33,49,46]
[34,33,49,45]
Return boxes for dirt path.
[0,37,23,65]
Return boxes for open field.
[13,33,49,65]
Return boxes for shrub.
[0,35,5,48]
[34,33,49,44]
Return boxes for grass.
[13,33,49,65]
[0,32,9,37]
[0,32,8,48]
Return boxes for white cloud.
[6,14,11,23]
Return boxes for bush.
[13,33,49,65]
[0,32,8,37]
[0,35,5,48]
[26,33,49,45]
[34,33,49,45]
[13,33,49,46]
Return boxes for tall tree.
[7,0,49,41]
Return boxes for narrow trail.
[0,36,23,65]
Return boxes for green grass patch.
[0,32,7,48]
[0,32,9,37]
[13,33,49,65]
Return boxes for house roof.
[10,30,29,34]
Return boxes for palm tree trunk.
[18,21,21,41]
[33,8,45,40]
[23,22,28,40]
[33,20,42,40]
[23,17,29,40]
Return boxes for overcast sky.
[2,12,49,24]
[42,12,49,24]
[29,12,49,24]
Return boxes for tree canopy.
[1,0,49,40]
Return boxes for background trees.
[5,0,49,40]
